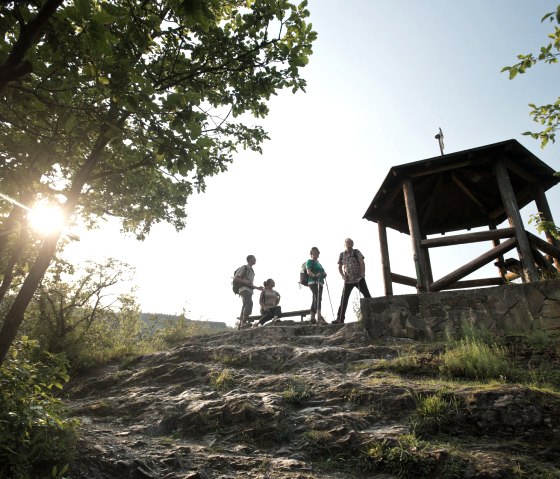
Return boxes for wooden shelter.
[363,139,560,295]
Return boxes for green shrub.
[0,338,77,478]
[440,336,510,381]
[410,390,459,433]
[209,368,235,391]
[361,434,435,478]
[282,379,311,406]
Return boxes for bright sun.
[27,201,66,236]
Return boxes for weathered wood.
[488,185,532,221]
[407,159,475,178]
[373,180,405,217]
[530,244,556,272]
[420,175,443,231]
[421,228,515,248]
[531,184,560,269]
[504,157,539,184]
[430,237,518,292]
[242,309,311,323]
[442,277,506,290]
[424,236,434,284]
[403,178,430,292]
[489,221,507,279]
[527,231,560,260]
[378,221,393,295]
[494,159,540,282]
[451,172,488,214]
[390,273,417,287]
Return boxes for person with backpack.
[253,278,281,327]
[306,246,327,324]
[234,255,264,330]
[333,238,372,324]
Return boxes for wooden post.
[494,159,540,282]
[402,178,430,292]
[422,235,434,285]
[489,221,507,279]
[378,221,393,295]
[531,184,560,270]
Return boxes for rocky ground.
[64,321,560,478]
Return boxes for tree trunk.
[0,0,64,91]
[0,121,117,365]
[0,233,58,363]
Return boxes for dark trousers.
[239,290,253,320]
[336,278,371,322]
[258,306,282,325]
[309,283,323,313]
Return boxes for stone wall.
[361,280,560,340]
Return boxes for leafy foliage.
[20,258,142,371]
[502,5,560,147]
[0,338,76,478]
[0,0,316,364]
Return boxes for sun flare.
[27,201,65,236]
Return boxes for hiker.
[306,247,327,324]
[333,238,372,324]
[253,278,281,327]
[234,255,264,329]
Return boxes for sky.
[62,0,560,328]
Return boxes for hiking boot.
[317,316,327,324]
[331,319,343,324]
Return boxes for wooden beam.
[490,221,507,279]
[531,184,560,270]
[488,185,532,220]
[451,172,489,215]
[390,272,417,287]
[527,231,560,260]
[403,177,430,292]
[442,277,506,290]
[430,237,518,292]
[378,221,393,295]
[405,159,476,178]
[494,159,540,282]
[372,180,405,218]
[421,228,515,248]
[503,157,539,184]
[420,175,443,231]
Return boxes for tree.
[502,5,560,244]
[0,0,65,91]
[502,5,560,148]
[0,0,317,364]
[24,258,139,361]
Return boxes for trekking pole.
[324,278,335,320]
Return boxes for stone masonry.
[362,279,560,340]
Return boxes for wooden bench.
[237,309,311,326]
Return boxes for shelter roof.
[363,139,559,235]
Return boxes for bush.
[440,336,510,381]
[410,390,459,433]
[0,338,77,478]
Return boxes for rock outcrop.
[65,321,560,478]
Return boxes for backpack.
[299,262,310,287]
[232,265,247,295]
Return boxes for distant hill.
[139,312,229,331]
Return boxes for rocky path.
[64,322,560,478]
